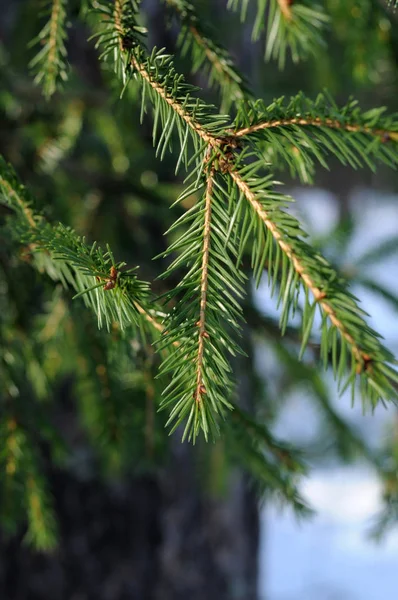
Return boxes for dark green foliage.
[157,174,246,441]
[165,0,251,109]
[234,93,398,182]
[227,0,328,67]
[29,0,69,98]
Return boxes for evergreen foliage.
[29,0,69,99]
[227,0,328,67]
[2,0,398,549]
[165,0,250,109]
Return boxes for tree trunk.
[0,446,259,600]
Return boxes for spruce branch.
[8,0,398,443]
[164,0,251,109]
[157,172,246,441]
[195,168,215,407]
[29,0,69,99]
[226,155,398,407]
[0,418,58,550]
[88,2,398,436]
[129,51,222,147]
[0,157,162,339]
[227,0,328,67]
[226,407,311,514]
[0,173,37,229]
[233,94,398,175]
[91,0,229,169]
[277,0,292,20]
[234,114,398,141]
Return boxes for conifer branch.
[195,168,214,406]
[227,0,328,67]
[114,0,125,49]
[277,0,292,20]
[88,2,398,436]
[157,174,245,441]
[0,157,163,340]
[234,116,398,141]
[9,0,398,443]
[91,0,228,169]
[229,166,364,363]
[233,94,398,175]
[164,0,250,108]
[227,160,398,405]
[130,54,218,147]
[29,0,69,98]
[4,0,398,550]
[0,177,36,229]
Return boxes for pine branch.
[164,0,251,109]
[29,0,69,99]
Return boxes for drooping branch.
[165,0,249,106]
[22,0,398,441]
[29,0,69,98]
[195,168,214,405]
[227,166,388,373]
[0,158,163,338]
[227,0,328,67]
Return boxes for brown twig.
[130,55,221,147]
[47,0,63,84]
[165,0,244,97]
[278,0,293,21]
[0,177,36,228]
[228,167,368,367]
[194,168,215,405]
[233,115,398,141]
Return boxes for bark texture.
[0,448,258,600]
